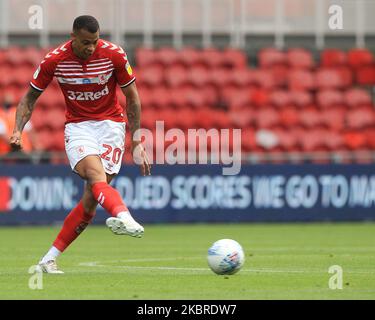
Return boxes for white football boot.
[38,259,64,274]
[106,212,144,238]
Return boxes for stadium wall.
[0,164,374,225]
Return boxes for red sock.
[91,182,128,217]
[53,201,95,252]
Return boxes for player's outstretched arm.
[121,82,151,176]
[9,87,42,151]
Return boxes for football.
[207,239,245,275]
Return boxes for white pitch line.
[76,264,321,273]
[77,261,375,275]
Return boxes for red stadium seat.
[258,48,286,68]
[251,70,276,89]
[136,65,164,87]
[135,47,157,67]
[323,131,345,151]
[49,130,65,151]
[250,88,269,107]
[36,87,65,110]
[269,65,289,87]
[138,86,153,109]
[315,68,345,89]
[31,109,48,131]
[320,49,347,67]
[346,108,375,130]
[347,48,374,69]
[194,108,217,129]
[188,66,211,87]
[165,65,188,88]
[36,129,56,151]
[0,66,13,87]
[179,47,203,67]
[336,66,353,87]
[287,48,315,69]
[211,110,231,129]
[343,131,367,150]
[156,47,180,67]
[365,129,375,149]
[222,48,247,69]
[290,90,313,108]
[241,128,257,151]
[344,88,372,108]
[224,88,251,110]
[321,108,345,131]
[46,109,66,130]
[228,110,254,128]
[22,47,43,67]
[254,108,280,128]
[4,47,24,66]
[1,86,26,105]
[299,109,322,129]
[184,88,207,109]
[230,69,251,87]
[174,110,196,130]
[316,90,344,108]
[299,129,327,152]
[158,109,180,130]
[210,68,232,88]
[141,109,158,130]
[202,48,225,69]
[150,87,173,109]
[170,87,189,109]
[356,65,375,85]
[273,128,299,152]
[269,90,291,108]
[279,108,300,128]
[288,69,315,91]
[9,68,33,87]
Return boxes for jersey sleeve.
[30,57,55,92]
[112,48,136,88]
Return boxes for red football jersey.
[30,39,135,123]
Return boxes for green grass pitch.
[0,222,374,300]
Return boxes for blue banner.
[0,164,375,224]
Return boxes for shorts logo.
[77,146,85,155]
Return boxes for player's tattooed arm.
[9,87,42,150]
[122,82,141,144]
[121,82,151,176]
[14,87,41,132]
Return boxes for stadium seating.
[1,45,375,163]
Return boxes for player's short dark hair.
[73,15,100,33]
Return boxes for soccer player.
[9,16,151,273]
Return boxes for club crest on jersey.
[98,74,108,85]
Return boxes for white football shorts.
[64,120,126,175]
